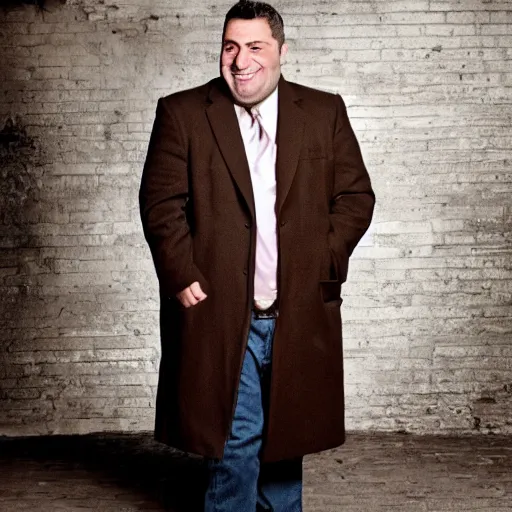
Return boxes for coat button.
[245,222,250,228]
[243,269,248,275]
[280,220,287,227]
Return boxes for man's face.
[221,18,288,107]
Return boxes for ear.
[280,42,288,64]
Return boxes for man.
[139,1,375,510]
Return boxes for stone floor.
[0,432,510,511]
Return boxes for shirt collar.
[234,86,279,142]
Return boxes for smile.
[233,69,260,82]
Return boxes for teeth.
[234,71,257,80]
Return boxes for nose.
[233,47,250,70]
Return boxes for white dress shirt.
[234,87,278,308]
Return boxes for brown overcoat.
[139,76,375,463]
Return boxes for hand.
[176,281,207,308]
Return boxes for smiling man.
[139,1,375,511]
[221,15,287,107]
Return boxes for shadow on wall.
[0,117,47,327]
[0,433,208,511]
[0,2,63,431]
[0,115,51,421]
[1,0,67,10]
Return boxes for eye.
[250,46,261,52]
[224,45,234,53]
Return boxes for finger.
[189,281,207,301]
[183,287,200,307]
[177,286,199,308]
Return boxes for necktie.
[245,108,272,166]
[242,108,278,306]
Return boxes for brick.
[373,221,433,234]
[346,49,381,62]
[31,67,69,80]
[425,24,476,36]
[70,55,101,66]
[38,55,72,67]
[68,66,100,81]
[481,24,511,35]
[384,12,446,24]
[446,11,477,24]
[490,11,512,22]
[431,2,509,12]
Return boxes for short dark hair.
[223,1,285,49]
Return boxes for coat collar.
[205,76,305,219]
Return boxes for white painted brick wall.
[0,0,510,437]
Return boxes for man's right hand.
[176,281,207,308]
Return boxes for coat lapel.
[205,77,304,219]
[276,77,305,215]
[206,79,255,219]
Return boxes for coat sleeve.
[328,94,375,283]
[139,97,207,297]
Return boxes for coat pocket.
[299,145,332,160]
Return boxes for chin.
[237,87,268,104]
[229,88,256,105]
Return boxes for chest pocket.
[299,143,332,161]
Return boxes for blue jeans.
[204,313,303,512]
